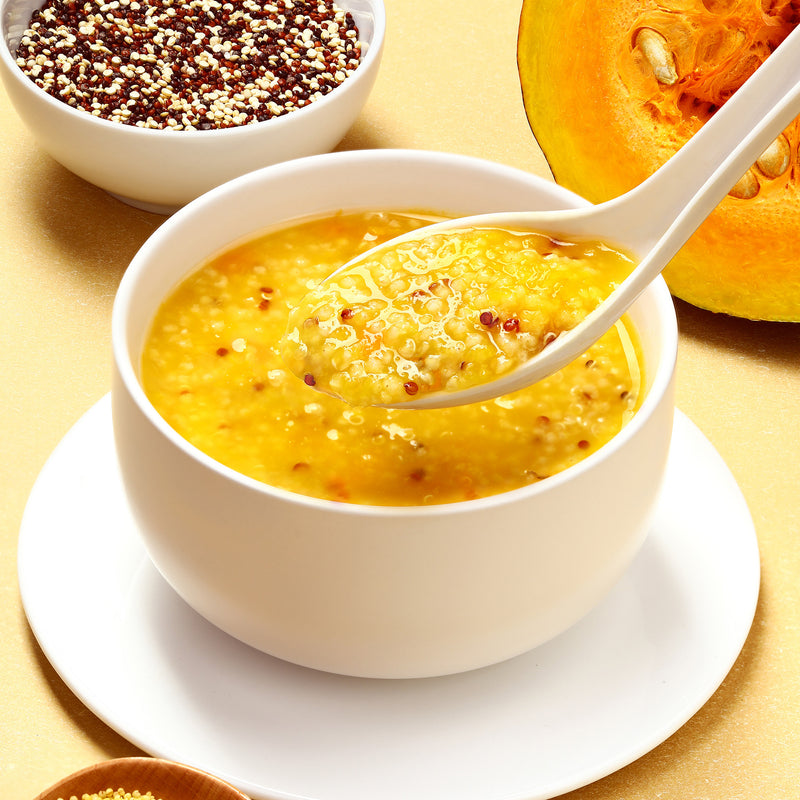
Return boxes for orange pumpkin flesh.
[517,0,800,321]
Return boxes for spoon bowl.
[296,23,800,409]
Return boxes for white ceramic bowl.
[112,149,678,679]
[0,0,384,214]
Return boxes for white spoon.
[301,24,800,409]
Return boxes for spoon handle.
[610,23,800,257]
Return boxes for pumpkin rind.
[517,0,800,321]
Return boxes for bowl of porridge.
[111,149,677,678]
[0,0,384,213]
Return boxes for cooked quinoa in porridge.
[281,225,636,405]
[141,210,644,506]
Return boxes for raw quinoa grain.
[14,0,361,129]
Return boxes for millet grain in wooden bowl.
[33,757,251,800]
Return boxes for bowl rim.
[112,148,678,518]
[0,0,386,137]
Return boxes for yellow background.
[2,1,799,797]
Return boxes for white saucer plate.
[18,397,759,800]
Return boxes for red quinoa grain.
[14,0,362,129]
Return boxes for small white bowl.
[0,0,384,214]
[112,149,677,679]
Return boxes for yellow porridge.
[141,211,644,506]
[281,226,636,405]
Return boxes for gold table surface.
[2,1,799,798]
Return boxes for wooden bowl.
[34,757,250,800]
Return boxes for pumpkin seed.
[635,28,678,85]
[728,169,760,200]
[756,134,791,179]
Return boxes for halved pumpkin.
[518,0,800,321]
